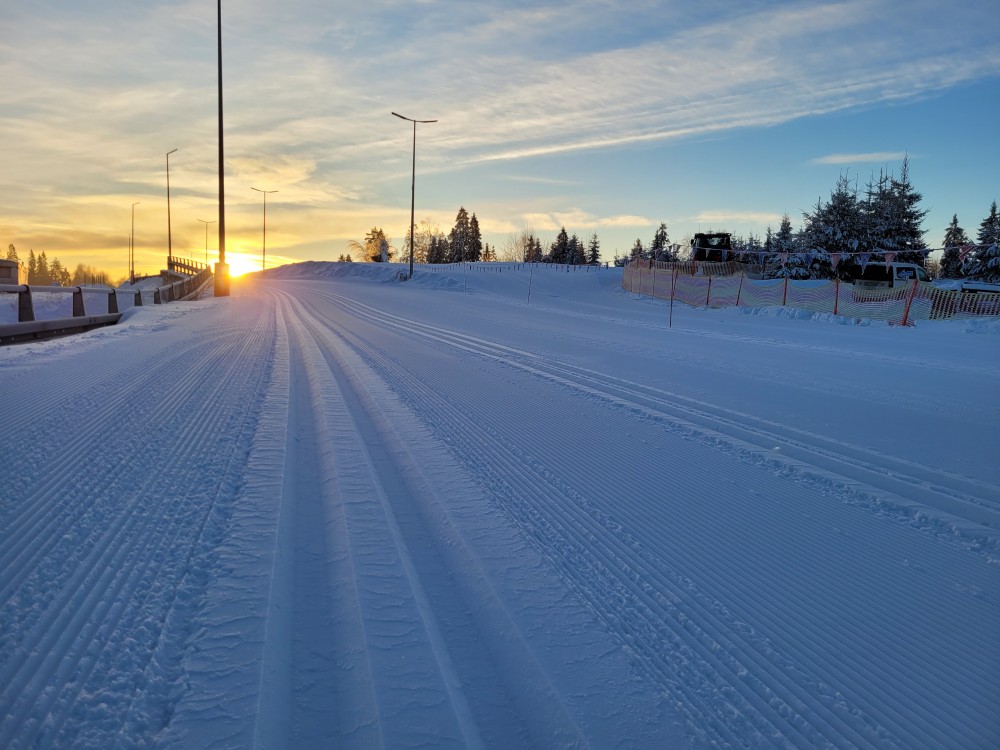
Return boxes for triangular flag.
[959,244,975,261]
[830,252,842,269]
[859,253,871,272]
[758,252,766,265]
[779,252,788,266]
[884,252,896,269]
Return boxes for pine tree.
[567,234,584,264]
[549,227,570,264]
[27,249,37,282]
[587,233,601,265]
[889,157,929,264]
[37,251,51,285]
[976,201,1000,245]
[802,175,862,279]
[448,208,472,262]
[768,215,809,278]
[468,213,483,262]
[965,202,1000,282]
[650,223,671,261]
[939,214,969,278]
[628,238,645,262]
[6,244,17,262]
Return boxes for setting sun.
[224,251,265,278]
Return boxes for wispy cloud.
[523,210,651,232]
[811,152,910,165]
[693,210,784,226]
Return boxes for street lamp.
[250,186,278,271]
[197,218,217,266]
[215,0,229,296]
[392,111,437,279]
[130,201,140,284]
[166,148,178,263]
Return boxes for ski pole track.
[318,290,999,535]
[298,285,997,749]
[283,290,589,748]
[0,309,275,748]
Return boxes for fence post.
[899,279,919,326]
[782,276,789,307]
[651,262,657,300]
[18,285,35,322]
[72,287,85,317]
[669,267,678,328]
[108,289,119,314]
[833,278,839,316]
[705,275,712,307]
[736,271,745,307]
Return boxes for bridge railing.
[0,265,215,344]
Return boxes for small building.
[0,258,27,285]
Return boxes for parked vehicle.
[851,262,931,288]
[932,278,1000,294]
[690,233,732,262]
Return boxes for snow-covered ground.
[1,261,997,749]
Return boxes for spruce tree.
[629,238,645,262]
[976,201,1000,245]
[468,213,483,262]
[650,223,671,261]
[27,249,37,282]
[37,251,50,285]
[939,214,969,278]
[5,244,17,262]
[549,227,570,264]
[965,202,1000,282]
[587,233,601,265]
[448,208,472,262]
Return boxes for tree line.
[624,158,999,283]
[340,159,999,283]
[5,244,115,286]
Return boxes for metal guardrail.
[0,266,214,345]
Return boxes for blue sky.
[2,0,998,276]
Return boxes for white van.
[852,262,931,288]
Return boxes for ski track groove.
[292,285,996,750]
[0,308,275,748]
[0,329,243,604]
[280,289,588,748]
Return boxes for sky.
[2,0,999,278]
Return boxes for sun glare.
[225,251,264,278]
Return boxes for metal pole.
[251,187,278,271]
[215,0,229,296]
[197,219,216,266]
[166,148,177,262]
[131,201,140,284]
[392,112,437,279]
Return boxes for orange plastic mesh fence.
[621,261,1000,324]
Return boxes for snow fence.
[622,259,1000,325]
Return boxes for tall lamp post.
[250,186,278,271]
[215,0,229,296]
[197,218,217,266]
[166,148,178,263]
[130,201,140,284]
[391,111,437,279]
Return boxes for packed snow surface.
[1,261,998,749]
